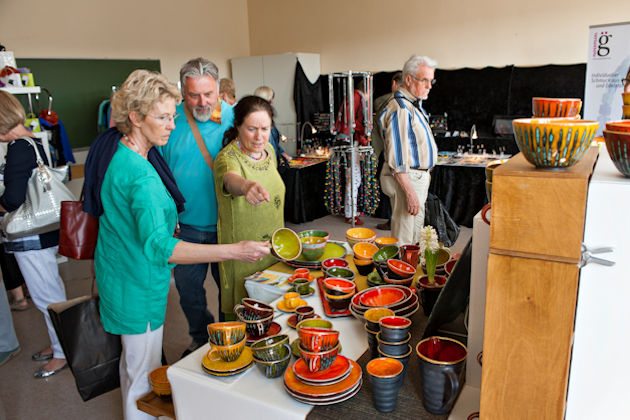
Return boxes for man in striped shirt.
[379,55,438,245]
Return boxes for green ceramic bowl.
[300,236,328,261]
[252,344,291,378]
[373,245,400,263]
[271,228,302,261]
[298,230,330,242]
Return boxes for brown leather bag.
[58,200,99,260]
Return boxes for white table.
[167,276,367,420]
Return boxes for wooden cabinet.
[480,148,599,419]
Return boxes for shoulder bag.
[1,137,76,240]
[184,105,214,170]
[58,185,99,260]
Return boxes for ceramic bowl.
[236,298,274,320]
[512,118,599,168]
[299,342,341,372]
[323,277,356,295]
[421,247,452,275]
[603,129,630,177]
[207,321,246,346]
[297,229,330,242]
[364,308,395,331]
[234,306,274,337]
[250,334,290,361]
[300,236,328,261]
[383,273,414,288]
[271,228,302,261]
[379,316,412,342]
[387,259,416,280]
[252,344,291,378]
[532,97,582,118]
[377,332,411,356]
[297,325,340,352]
[605,120,630,133]
[346,227,376,248]
[322,257,349,270]
[373,246,400,263]
[296,318,333,330]
[353,257,375,276]
[353,242,379,260]
[208,337,246,362]
[324,290,355,310]
[375,237,398,249]
[324,266,355,282]
[359,287,406,308]
[623,92,630,106]
[149,365,171,397]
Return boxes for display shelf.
[0,86,41,95]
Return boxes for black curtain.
[293,61,328,137]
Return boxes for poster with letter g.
[584,21,630,136]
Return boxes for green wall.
[16,58,161,149]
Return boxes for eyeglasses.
[412,75,436,86]
[622,78,630,85]
[149,113,179,125]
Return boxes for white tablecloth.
[167,276,367,420]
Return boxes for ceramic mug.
[399,244,420,268]
[295,305,314,323]
[294,268,310,279]
[293,278,311,295]
[283,292,301,309]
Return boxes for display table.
[281,159,329,224]
[167,256,367,420]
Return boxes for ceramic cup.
[299,341,340,372]
[294,268,310,279]
[366,357,405,413]
[250,334,290,362]
[379,316,412,342]
[399,244,420,268]
[207,337,246,362]
[293,278,311,295]
[207,321,246,346]
[295,305,315,323]
[283,292,302,310]
[377,332,411,356]
[237,298,274,320]
[416,336,467,415]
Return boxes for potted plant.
[418,226,447,316]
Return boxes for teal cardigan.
[95,143,180,335]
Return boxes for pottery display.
[250,334,290,361]
[252,344,292,378]
[296,318,333,330]
[292,278,312,295]
[149,365,171,397]
[603,129,630,177]
[379,316,412,342]
[531,97,582,118]
[512,118,599,168]
[418,275,448,316]
[271,228,302,260]
[416,336,467,415]
[366,357,405,413]
[245,322,281,346]
[207,321,246,346]
[316,277,353,318]
[300,236,328,261]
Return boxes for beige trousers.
[380,165,431,245]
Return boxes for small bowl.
[379,316,412,342]
[359,287,406,308]
[364,308,395,331]
[300,236,327,261]
[353,242,379,260]
[252,345,291,378]
[323,277,356,295]
[605,120,630,133]
[149,365,171,397]
[297,229,330,242]
[271,228,302,260]
[346,227,376,248]
[207,321,246,346]
[421,247,452,275]
[208,337,246,362]
[378,344,413,370]
[387,259,416,280]
[353,257,375,276]
[373,245,400,263]
[382,272,414,288]
[445,260,457,276]
[234,306,274,337]
[237,298,274,320]
[322,258,349,270]
[375,237,398,249]
[299,342,340,372]
[250,334,290,361]
[297,326,340,352]
[324,290,355,311]
[296,318,333,330]
[603,129,630,177]
[532,97,582,118]
[324,266,355,282]
[376,332,411,356]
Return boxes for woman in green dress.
[214,96,286,318]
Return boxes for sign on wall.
[584,21,630,135]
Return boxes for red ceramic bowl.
[387,259,416,279]
[352,285,413,311]
[605,120,630,133]
[603,130,630,177]
[299,342,341,372]
[297,327,339,352]
[383,273,414,288]
[323,278,356,295]
[359,287,406,307]
[532,97,582,118]
[445,260,457,276]
[324,290,355,310]
[322,258,349,270]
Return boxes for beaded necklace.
[236,140,264,161]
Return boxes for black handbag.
[47,272,121,401]
[424,192,460,247]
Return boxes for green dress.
[214,141,285,314]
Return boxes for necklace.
[236,140,264,161]
[123,135,148,159]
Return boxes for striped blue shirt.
[378,88,438,173]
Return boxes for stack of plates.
[349,285,419,321]
[284,356,362,405]
[201,347,254,377]
[284,242,347,269]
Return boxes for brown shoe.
[376,221,391,230]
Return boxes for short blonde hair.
[253,86,274,102]
[219,78,236,98]
[0,90,26,134]
[111,69,182,135]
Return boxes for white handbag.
[1,137,76,240]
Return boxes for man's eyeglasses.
[622,78,630,85]
[149,113,179,125]
[412,75,436,86]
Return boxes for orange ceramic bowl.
[353,242,379,260]
[387,259,416,279]
[346,227,376,248]
[532,97,582,118]
[359,287,406,308]
[603,130,630,177]
[149,365,171,396]
[375,237,398,248]
[623,92,630,105]
[512,118,599,168]
[606,120,630,133]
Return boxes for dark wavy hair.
[222,95,274,147]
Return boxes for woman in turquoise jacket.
[85,70,269,420]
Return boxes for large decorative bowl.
[300,236,327,261]
[359,287,406,308]
[605,120,630,133]
[603,130,630,177]
[512,118,599,168]
[271,228,302,261]
[532,97,582,118]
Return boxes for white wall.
[247,0,630,73]
[0,0,251,83]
